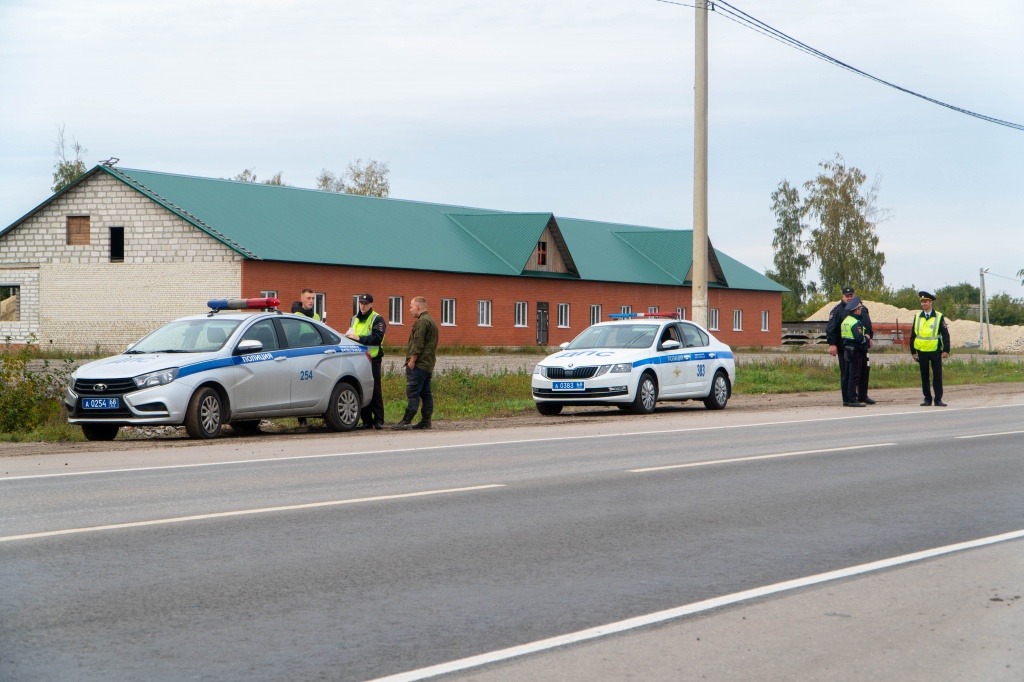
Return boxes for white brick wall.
[0,171,243,351]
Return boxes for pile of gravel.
[806,300,1024,352]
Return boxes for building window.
[109,226,124,262]
[514,301,528,327]
[620,305,632,315]
[590,304,602,325]
[352,295,361,318]
[66,216,90,245]
[442,298,456,326]
[389,296,403,325]
[761,310,770,332]
[709,308,719,331]
[478,300,492,327]
[557,303,570,328]
[537,241,547,266]
[733,309,743,331]
[648,306,658,314]
[0,285,20,322]
[260,290,278,300]
[315,293,326,322]
[676,307,686,320]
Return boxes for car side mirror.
[660,340,681,351]
[235,339,263,355]
[559,342,570,349]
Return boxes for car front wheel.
[81,423,119,441]
[185,386,224,439]
[703,370,730,410]
[536,402,563,416]
[324,381,360,431]
[630,373,658,414]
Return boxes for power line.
[658,0,1024,132]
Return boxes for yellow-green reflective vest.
[352,310,383,358]
[840,315,859,342]
[913,312,943,352]
[293,310,321,321]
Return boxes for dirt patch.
[3,381,1022,458]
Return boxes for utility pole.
[692,0,709,328]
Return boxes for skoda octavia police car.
[66,298,374,441]
[532,314,735,415]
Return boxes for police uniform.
[910,290,950,406]
[825,287,875,405]
[839,297,870,407]
[350,294,387,429]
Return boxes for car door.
[678,322,712,394]
[277,317,340,410]
[653,323,688,396]
[231,318,292,413]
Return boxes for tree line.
[767,153,1024,325]
[50,125,390,198]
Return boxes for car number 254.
[299,370,313,381]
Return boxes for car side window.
[679,323,704,349]
[660,325,680,347]
[280,317,324,349]
[240,319,280,351]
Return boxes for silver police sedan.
[66,307,374,441]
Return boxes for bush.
[0,336,76,433]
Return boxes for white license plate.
[82,398,120,409]
[552,381,584,391]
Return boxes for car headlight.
[533,364,542,375]
[134,368,179,388]
[610,363,632,373]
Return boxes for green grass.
[381,368,536,421]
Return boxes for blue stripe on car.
[177,345,366,379]
[632,350,733,368]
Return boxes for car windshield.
[127,319,242,354]
[564,324,659,350]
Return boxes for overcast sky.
[2,0,1022,298]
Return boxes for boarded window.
[67,216,90,245]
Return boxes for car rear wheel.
[81,423,119,441]
[536,402,563,416]
[185,387,223,439]
[324,381,360,431]
[703,370,730,410]
[630,373,658,414]
[231,420,262,436]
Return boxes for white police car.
[66,298,374,440]
[532,314,735,415]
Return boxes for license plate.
[82,398,120,409]
[552,381,584,391]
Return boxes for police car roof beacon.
[206,297,281,316]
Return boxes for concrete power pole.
[692,0,709,328]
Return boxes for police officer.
[826,286,875,405]
[840,297,870,407]
[346,294,387,429]
[910,290,950,406]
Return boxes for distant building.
[0,165,786,352]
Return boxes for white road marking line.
[366,528,1024,682]
[0,484,504,543]
[5,402,1023,482]
[956,429,1024,439]
[628,442,896,473]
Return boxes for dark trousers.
[361,356,384,426]
[838,349,871,403]
[917,350,943,401]
[843,347,865,404]
[404,366,433,419]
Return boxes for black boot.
[393,409,416,430]
[411,412,432,429]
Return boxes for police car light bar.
[608,312,681,319]
[207,297,281,311]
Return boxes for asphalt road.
[2,398,1023,681]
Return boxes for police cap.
[844,296,862,312]
[841,286,855,295]
[917,291,936,301]
[358,293,374,303]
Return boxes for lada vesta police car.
[66,298,374,440]
[532,314,735,415]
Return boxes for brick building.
[0,165,786,352]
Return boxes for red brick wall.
[243,262,783,347]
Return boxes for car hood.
[540,348,647,368]
[75,352,223,379]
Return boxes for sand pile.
[806,300,1024,352]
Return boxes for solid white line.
[0,484,504,543]
[628,442,896,473]
[5,402,1023,482]
[366,528,1024,682]
[956,430,1024,439]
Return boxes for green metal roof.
[1,165,787,293]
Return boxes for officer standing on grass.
[840,297,870,407]
[826,286,876,405]
[911,291,951,406]
[346,294,387,430]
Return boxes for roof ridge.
[611,231,685,284]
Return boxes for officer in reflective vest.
[840,297,870,407]
[910,290,950,407]
[346,293,387,429]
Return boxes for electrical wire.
[660,0,1024,132]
